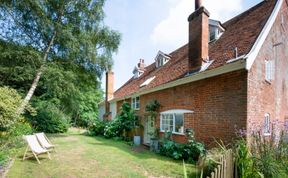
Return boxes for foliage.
[38,62,103,128]
[0,0,121,113]
[103,119,121,138]
[185,129,206,162]
[0,40,103,129]
[88,120,106,136]
[117,102,138,134]
[234,127,288,178]
[159,130,206,163]
[28,101,70,133]
[0,87,22,131]
[145,100,160,119]
[250,131,288,177]
[234,139,261,178]
[103,102,138,139]
[0,120,33,167]
[0,40,42,93]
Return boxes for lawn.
[7,129,197,178]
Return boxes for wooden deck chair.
[35,132,56,152]
[23,135,51,164]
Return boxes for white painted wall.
[98,102,105,121]
[110,101,117,120]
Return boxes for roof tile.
[114,0,277,99]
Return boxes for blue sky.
[102,0,262,91]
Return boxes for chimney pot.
[195,0,203,10]
[138,59,145,70]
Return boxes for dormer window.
[209,19,225,42]
[155,51,171,68]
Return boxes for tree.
[0,0,120,114]
[0,40,104,128]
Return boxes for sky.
[102,0,263,91]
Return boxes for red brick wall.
[247,1,288,139]
[117,70,247,147]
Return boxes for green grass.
[7,129,197,178]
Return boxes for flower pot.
[150,138,160,153]
[133,136,141,146]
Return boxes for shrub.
[88,119,106,136]
[160,130,206,163]
[183,139,206,162]
[102,102,138,139]
[104,119,121,138]
[29,102,70,133]
[74,112,97,128]
[0,120,33,166]
[234,126,288,178]
[0,87,22,131]
[250,131,288,177]
[234,139,261,178]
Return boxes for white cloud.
[150,0,244,48]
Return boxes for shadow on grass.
[17,155,51,165]
[85,135,198,177]
[83,135,196,172]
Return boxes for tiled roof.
[114,0,277,99]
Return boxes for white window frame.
[160,113,184,135]
[265,60,274,82]
[159,109,193,135]
[155,52,170,68]
[264,113,271,135]
[131,96,140,110]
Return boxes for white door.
[144,116,155,145]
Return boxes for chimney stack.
[105,71,114,114]
[138,59,145,70]
[188,0,210,71]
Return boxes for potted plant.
[133,119,143,146]
[150,128,160,152]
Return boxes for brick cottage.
[99,0,288,147]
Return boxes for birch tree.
[0,0,120,114]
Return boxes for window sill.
[133,108,140,111]
[160,131,185,136]
[263,133,271,137]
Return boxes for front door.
[144,116,155,145]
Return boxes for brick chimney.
[138,59,145,70]
[188,0,210,71]
[105,71,114,114]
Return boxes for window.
[131,96,140,110]
[209,20,225,42]
[155,51,170,68]
[265,60,274,82]
[160,113,184,134]
[264,113,270,134]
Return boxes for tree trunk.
[16,33,56,115]
[17,65,44,114]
